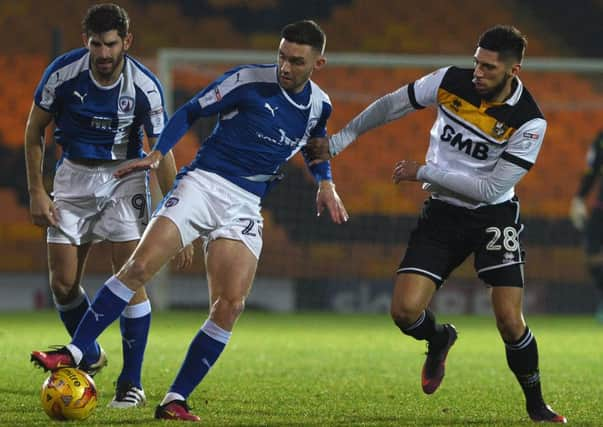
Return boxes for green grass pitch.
[1,310,601,426]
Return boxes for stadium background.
[1,0,602,315]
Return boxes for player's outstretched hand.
[316,180,349,224]
[29,189,59,227]
[114,150,164,178]
[306,137,332,165]
[392,160,422,183]
[173,243,195,270]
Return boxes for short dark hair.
[281,20,326,54]
[82,3,130,39]
[478,25,527,63]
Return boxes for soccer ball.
[40,367,98,420]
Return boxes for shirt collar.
[504,76,523,106]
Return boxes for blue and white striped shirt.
[34,47,167,160]
[154,64,333,198]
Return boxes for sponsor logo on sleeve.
[41,87,54,106]
[522,131,539,140]
[149,107,164,129]
[198,88,222,108]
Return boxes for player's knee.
[495,316,525,342]
[390,304,420,329]
[118,257,153,288]
[211,297,246,324]
[49,276,79,302]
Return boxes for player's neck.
[491,77,517,103]
[90,58,125,86]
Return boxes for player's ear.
[314,55,327,71]
[123,33,133,51]
[511,62,521,77]
[81,33,89,48]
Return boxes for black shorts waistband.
[428,196,518,213]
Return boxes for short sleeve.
[501,118,547,170]
[409,66,450,109]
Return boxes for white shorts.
[154,169,263,259]
[47,159,149,245]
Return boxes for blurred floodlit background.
[1,0,602,314]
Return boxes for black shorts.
[398,197,525,288]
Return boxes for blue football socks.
[70,276,135,361]
[55,287,101,366]
[117,300,152,388]
[168,319,231,399]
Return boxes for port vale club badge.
[492,121,508,137]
